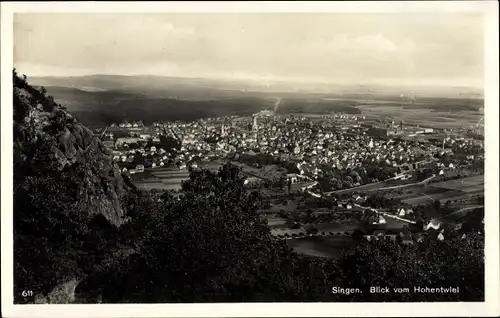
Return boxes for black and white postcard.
[1,1,499,317]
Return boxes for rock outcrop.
[13,70,129,226]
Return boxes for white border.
[1,2,499,317]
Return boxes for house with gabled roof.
[398,208,406,217]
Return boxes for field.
[132,168,190,190]
[266,217,288,228]
[430,175,484,192]
[286,236,356,259]
[356,105,482,130]
[133,182,182,191]
[314,222,362,233]
[401,188,464,205]
[329,178,423,196]
[397,175,484,205]
[376,217,410,231]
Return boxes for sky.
[14,13,484,88]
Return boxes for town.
[10,7,492,307]
[92,108,485,256]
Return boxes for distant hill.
[26,74,483,127]
[28,74,484,98]
[28,74,282,97]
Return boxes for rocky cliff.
[13,70,129,226]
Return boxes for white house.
[398,208,406,217]
[378,215,386,224]
[372,215,386,224]
[424,219,441,231]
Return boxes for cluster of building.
[93,114,483,183]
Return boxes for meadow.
[286,236,356,259]
[399,175,484,205]
[356,104,482,129]
[132,168,190,190]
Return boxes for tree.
[94,164,321,302]
[434,200,441,213]
[278,176,285,190]
[14,172,86,301]
[17,157,485,303]
[335,233,484,301]
[159,134,181,151]
[351,229,365,242]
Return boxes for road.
[352,203,417,224]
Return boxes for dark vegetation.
[42,87,363,127]
[235,152,300,174]
[13,70,130,303]
[77,164,483,302]
[13,71,484,303]
[317,164,399,192]
[44,86,275,126]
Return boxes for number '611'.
[22,290,33,297]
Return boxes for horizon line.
[21,72,484,90]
